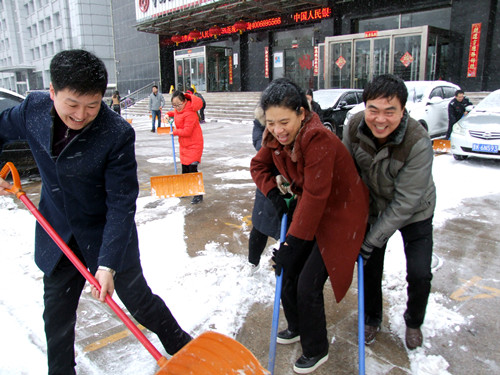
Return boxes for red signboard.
[264,47,269,78]
[467,23,481,78]
[228,55,233,84]
[364,30,378,38]
[292,7,331,23]
[313,46,319,76]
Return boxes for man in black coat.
[447,89,473,139]
[0,50,191,374]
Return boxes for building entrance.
[323,26,453,88]
[174,46,233,92]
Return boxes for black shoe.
[191,195,203,204]
[151,129,155,133]
[293,349,329,374]
[365,324,380,345]
[277,329,300,344]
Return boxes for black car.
[0,88,39,176]
[313,89,363,139]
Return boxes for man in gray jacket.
[149,85,165,132]
[343,74,436,350]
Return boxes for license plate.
[472,143,499,153]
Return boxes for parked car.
[450,89,500,161]
[343,80,460,139]
[313,88,363,138]
[0,88,39,176]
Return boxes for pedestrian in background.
[447,89,473,139]
[306,89,324,123]
[110,90,121,115]
[187,87,206,123]
[247,105,281,273]
[149,84,165,132]
[343,74,436,350]
[251,78,369,374]
[0,49,192,374]
[168,90,205,204]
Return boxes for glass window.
[359,15,399,32]
[393,35,421,81]
[401,8,451,30]
[329,41,351,89]
[54,12,61,27]
[430,87,443,99]
[343,92,358,105]
[442,86,456,99]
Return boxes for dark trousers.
[364,217,433,329]
[43,241,191,375]
[151,110,161,130]
[248,227,268,266]
[281,242,329,357]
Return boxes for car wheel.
[419,120,428,131]
[323,122,335,133]
[453,154,468,161]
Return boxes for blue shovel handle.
[358,254,365,375]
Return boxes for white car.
[450,89,500,161]
[344,80,460,139]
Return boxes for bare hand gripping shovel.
[1,161,269,375]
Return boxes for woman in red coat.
[250,78,369,374]
[168,91,204,204]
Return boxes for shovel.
[432,139,450,154]
[267,213,287,374]
[150,118,205,198]
[358,255,365,375]
[1,161,269,375]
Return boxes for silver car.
[450,89,500,161]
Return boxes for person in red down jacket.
[167,90,205,204]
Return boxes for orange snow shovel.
[1,161,268,375]
[150,119,204,198]
[432,139,451,154]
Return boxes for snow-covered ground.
[1,115,499,374]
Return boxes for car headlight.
[452,121,466,136]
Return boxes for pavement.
[14,116,500,375]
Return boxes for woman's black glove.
[272,235,314,278]
[267,187,288,218]
[359,240,375,264]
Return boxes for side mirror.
[338,100,348,109]
[427,96,443,105]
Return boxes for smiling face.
[49,84,102,130]
[265,105,305,146]
[364,96,405,144]
[171,97,186,112]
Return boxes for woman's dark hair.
[171,90,186,102]
[50,49,108,96]
[305,89,314,97]
[363,74,408,108]
[260,78,309,115]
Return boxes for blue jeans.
[151,110,161,130]
[364,217,434,329]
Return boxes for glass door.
[393,35,421,81]
[284,48,314,90]
[354,40,370,89]
[329,42,352,88]
[373,38,391,77]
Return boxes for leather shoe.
[405,327,423,349]
[365,324,380,345]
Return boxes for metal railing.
[120,81,157,109]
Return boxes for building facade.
[129,0,499,93]
[0,0,116,95]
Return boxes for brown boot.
[365,325,380,345]
[405,327,423,350]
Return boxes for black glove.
[272,235,314,278]
[267,187,288,218]
[359,240,375,263]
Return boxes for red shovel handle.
[1,162,165,363]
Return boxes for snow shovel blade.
[157,127,174,134]
[155,331,270,375]
[151,172,204,198]
[433,139,450,153]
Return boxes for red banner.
[264,47,269,78]
[313,46,319,76]
[467,23,481,78]
[228,55,233,84]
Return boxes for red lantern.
[171,35,183,46]
[209,25,222,39]
[188,30,201,42]
[233,20,247,34]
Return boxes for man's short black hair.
[152,85,158,89]
[363,74,408,108]
[455,89,465,96]
[50,49,108,96]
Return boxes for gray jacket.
[148,92,165,111]
[343,111,436,248]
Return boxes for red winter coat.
[168,94,204,165]
[250,112,369,302]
